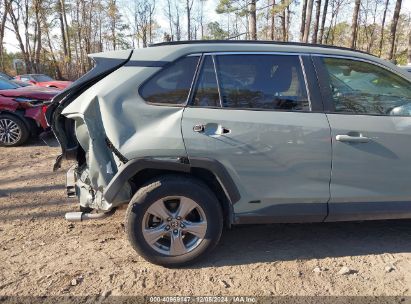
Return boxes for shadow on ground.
[195,219,411,267]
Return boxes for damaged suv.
[47,41,411,267]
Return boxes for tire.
[0,113,30,147]
[125,175,223,267]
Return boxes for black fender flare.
[103,157,241,205]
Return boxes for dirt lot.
[0,140,410,297]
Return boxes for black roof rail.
[148,40,374,56]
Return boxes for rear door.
[314,56,411,221]
[182,53,332,223]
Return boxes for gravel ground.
[0,140,410,297]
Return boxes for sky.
[3,0,411,52]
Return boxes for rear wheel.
[0,114,30,147]
[125,175,223,267]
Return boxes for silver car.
[47,41,411,267]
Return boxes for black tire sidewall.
[0,114,30,147]
[125,175,223,267]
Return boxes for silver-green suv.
[47,41,411,267]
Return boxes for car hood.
[0,86,59,100]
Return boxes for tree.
[270,0,275,40]
[186,0,194,40]
[389,0,402,60]
[311,0,321,43]
[302,0,313,42]
[408,21,411,64]
[318,0,328,43]
[378,0,389,57]
[205,21,228,39]
[249,0,257,39]
[350,0,360,49]
[300,0,307,41]
[0,0,10,69]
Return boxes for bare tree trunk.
[311,0,321,43]
[350,0,361,49]
[408,26,411,64]
[302,0,313,43]
[0,0,9,70]
[61,0,71,63]
[300,0,308,41]
[186,0,192,40]
[249,0,257,40]
[200,0,205,39]
[286,5,290,41]
[389,0,402,60]
[280,0,286,41]
[378,0,389,57]
[45,24,63,79]
[166,0,174,40]
[8,0,31,73]
[34,0,42,73]
[270,0,275,40]
[57,0,68,58]
[319,0,328,43]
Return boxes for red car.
[0,79,58,146]
[15,74,72,90]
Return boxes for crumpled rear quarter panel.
[62,64,187,209]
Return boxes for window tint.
[215,55,309,110]
[32,74,54,82]
[323,58,411,116]
[140,56,199,105]
[0,79,19,90]
[192,56,220,107]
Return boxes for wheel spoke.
[176,197,197,219]
[147,199,172,220]
[143,224,167,244]
[169,231,187,256]
[182,220,207,238]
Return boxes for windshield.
[32,74,54,82]
[0,72,13,80]
[0,79,19,90]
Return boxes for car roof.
[89,41,410,80]
[149,40,374,56]
[127,40,384,64]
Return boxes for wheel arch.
[0,110,32,131]
[103,157,240,226]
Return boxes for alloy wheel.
[0,118,22,145]
[142,196,208,256]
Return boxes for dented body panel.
[48,41,411,219]
[60,64,187,210]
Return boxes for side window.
[191,56,220,107]
[140,56,199,105]
[322,58,411,116]
[215,55,309,111]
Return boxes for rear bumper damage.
[46,50,133,212]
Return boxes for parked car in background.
[0,72,32,87]
[0,79,58,146]
[15,74,72,90]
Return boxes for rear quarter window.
[140,56,200,105]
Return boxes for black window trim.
[187,51,316,113]
[312,54,411,117]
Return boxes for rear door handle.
[336,134,370,143]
